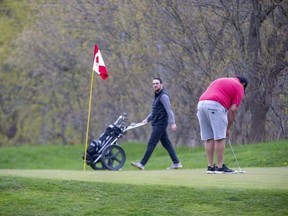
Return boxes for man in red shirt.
[197,76,248,174]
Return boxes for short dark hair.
[236,76,248,90]
[153,77,163,84]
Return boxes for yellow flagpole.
[83,69,95,171]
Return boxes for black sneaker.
[206,165,215,174]
[215,164,235,174]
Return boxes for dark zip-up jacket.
[147,89,175,126]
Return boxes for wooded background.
[0,0,287,147]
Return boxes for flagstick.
[83,69,95,171]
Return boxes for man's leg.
[214,138,235,173]
[160,128,179,164]
[215,138,225,167]
[207,102,227,169]
[197,101,214,167]
[140,125,164,166]
[205,139,215,167]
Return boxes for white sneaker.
[131,162,145,170]
[167,163,183,170]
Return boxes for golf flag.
[84,44,109,171]
[92,45,109,80]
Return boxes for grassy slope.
[0,140,287,170]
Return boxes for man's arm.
[227,104,238,137]
[142,113,151,124]
[160,95,175,124]
[161,95,177,131]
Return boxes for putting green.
[0,168,287,190]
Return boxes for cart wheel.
[101,145,126,170]
[90,161,107,170]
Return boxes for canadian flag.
[92,45,109,80]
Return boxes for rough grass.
[0,140,287,170]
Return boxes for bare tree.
[1,0,286,146]
[246,0,287,142]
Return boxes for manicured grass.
[0,140,287,215]
[0,175,287,216]
[0,168,287,190]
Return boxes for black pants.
[140,124,179,166]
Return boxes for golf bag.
[84,113,145,170]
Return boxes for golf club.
[228,139,246,173]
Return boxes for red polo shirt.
[199,78,244,110]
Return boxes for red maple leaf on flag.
[92,45,109,80]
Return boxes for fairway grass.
[0,167,287,190]
[1,141,287,215]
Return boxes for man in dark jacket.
[131,78,182,170]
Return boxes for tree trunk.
[247,0,266,142]
[247,0,287,142]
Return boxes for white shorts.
[197,100,228,140]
